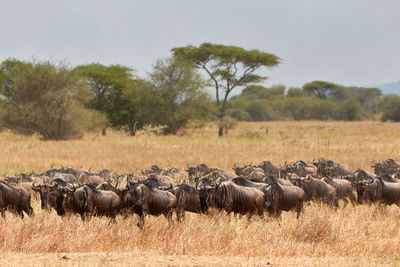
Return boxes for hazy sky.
[1,0,399,88]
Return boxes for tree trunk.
[218,126,223,137]
[129,121,138,136]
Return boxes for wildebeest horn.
[32,182,39,188]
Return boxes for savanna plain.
[1,121,400,266]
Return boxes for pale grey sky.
[1,0,399,89]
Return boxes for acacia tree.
[172,43,280,136]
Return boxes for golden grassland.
[2,121,400,266]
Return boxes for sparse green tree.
[381,95,400,122]
[147,57,212,135]
[0,59,104,140]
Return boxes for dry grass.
[1,121,400,266]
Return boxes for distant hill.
[375,80,400,95]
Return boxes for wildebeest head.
[195,178,213,191]
[362,178,382,203]
[31,183,50,209]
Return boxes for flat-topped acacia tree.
[172,43,280,136]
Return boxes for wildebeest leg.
[349,193,356,207]
[164,210,174,226]
[108,210,118,225]
[176,209,184,223]
[17,209,24,219]
[296,204,304,219]
[137,211,146,229]
[342,197,349,208]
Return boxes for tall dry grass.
[1,121,400,265]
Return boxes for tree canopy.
[0,60,104,140]
[172,43,280,136]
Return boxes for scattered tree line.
[0,43,398,140]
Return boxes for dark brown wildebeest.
[262,182,305,218]
[373,158,400,176]
[364,177,400,207]
[201,181,265,217]
[233,165,264,177]
[313,158,335,177]
[352,169,377,204]
[173,184,207,222]
[0,181,33,218]
[290,161,319,177]
[59,184,121,222]
[321,176,356,207]
[258,161,284,176]
[290,175,338,207]
[32,178,71,210]
[195,178,214,190]
[127,176,173,191]
[186,164,223,182]
[121,183,176,228]
[326,163,353,177]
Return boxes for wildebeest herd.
[1,158,400,228]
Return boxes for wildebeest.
[321,176,356,206]
[186,164,222,181]
[352,169,377,204]
[0,181,33,218]
[97,180,120,193]
[58,184,121,222]
[173,184,207,222]
[326,163,353,177]
[78,173,104,185]
[200,181,265,217]
[290,175,338,207]
[121,183,176,228]
[364,177,400,207]
[258,161,284,176]
[99,169,120,180]
[195,178,214,191]
[32,178,71,210]
[262,182,305,218]
[373,158,400,176]
[4,173,32,183]
[312,158,335,177]
[233,165,264,177]
[127,176,173,191]
[289,161,319,177]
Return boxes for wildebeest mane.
[231,177,255,187]
[85,183,102,195]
